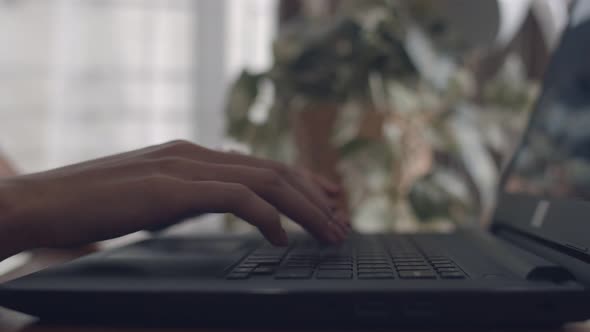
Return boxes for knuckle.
[144,174,173,191]
[141,175,179,213]
[272,163,292,178]
[165,139,192,148]
[136,158,162,175]
[158,157,186,171]
[144,157,184,175]
[159,139,197,155]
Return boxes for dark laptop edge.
[490,0,590,286]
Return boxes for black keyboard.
[226,236,468,280]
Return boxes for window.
[0,0,277,173]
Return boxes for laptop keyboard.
[226,236,468,280]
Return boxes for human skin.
[0,151,17,178]
[0,140,350,260]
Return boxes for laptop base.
[1,233,587,327]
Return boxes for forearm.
[0,152,17,177]
[0,179,37,260]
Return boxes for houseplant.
[225,0,537,231]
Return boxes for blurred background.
[0,0,573,237]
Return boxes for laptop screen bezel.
[492,0,590,257]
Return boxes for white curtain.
[0,0,277,173]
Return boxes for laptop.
[2,2,590,328]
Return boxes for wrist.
[0,179,38,260]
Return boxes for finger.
[56,139,338,233]
[56,140,345,237]
[153,178,289,246]
[157,143,338,226]
[153,158,345,243]
[334,209,351,229]
[52,153,342,241]
[307,171,341,195]
[209,159,350,237]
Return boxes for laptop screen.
[504,1,590,202]
[495,1,590,253]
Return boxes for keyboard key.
[429,259,452,264]
[233,267,254,273]
[432,263,455,268]
[358,269,394,275]
[316,270,353,279]
[321,255,352,260]
[361,262,391,267]
[358,273,395,279]
[426,255,448,259]
[287,261,318,266]
[289,254,319,259]
[435,267,459,273]
[246,258,281,264]
[358,264,386,269]
[393,258,425,263]
[358,263,391,269]
[322,261,352,265]
[319,264,353,270]
[395,265,431,271]
[252,266,275,275]
[391,253,424,259]
[395,262,427,267]
[286,261,315,265]
[287,258,315,262]
[249,254,282,259]
[357,257,388,262]
[398,270,437,279]
[321,261,352,265]
[286,266,315,270]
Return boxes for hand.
[0,140,350,259]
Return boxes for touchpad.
[72,237,260,279]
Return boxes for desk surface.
[1,249,590,332]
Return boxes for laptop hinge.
[471,229,574,282]
[494,225,590,286]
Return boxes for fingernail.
[278,229,289,246]
[334,211,350,226]
[343,217,351,227]
[331,217,346,234]
[328,227,341,243]
[332,223,346,240]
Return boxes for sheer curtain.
[0,0,276,235]
[0,0,276,172]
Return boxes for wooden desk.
[1,250,590,332]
